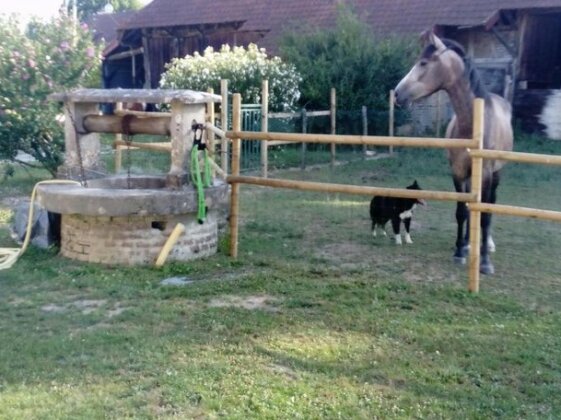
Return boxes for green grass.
[0,132,560,418]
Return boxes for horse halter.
[431,47,453,60]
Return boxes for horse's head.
[394,32,466,107]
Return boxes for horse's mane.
[422,39,489,99]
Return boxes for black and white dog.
[370,180,425,245]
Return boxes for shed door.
[520,12,561,89]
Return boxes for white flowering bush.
[0,15,101,176]
[160,44,301,111]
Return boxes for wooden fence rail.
[226,130,476,150]
[227,175,474,202]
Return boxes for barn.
[106,0,561,138]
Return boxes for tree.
[64,0,143,21]
[160,44,302,112]
[279,5,416,133]
[0,15,102,176]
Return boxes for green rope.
[191,147,207,223]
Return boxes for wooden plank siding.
[142,25,265,88]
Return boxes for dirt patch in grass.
[72,299,107,314]
[208,294,281,311]
[0,197,22,209]
[401,258,461,284]
[267,363,299,380]
[40,299,130,318]
[314,241,374,266]
[41,304,67,313]
[106,305,129,318]
[9,297,31,306]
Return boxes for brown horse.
[394,32,513,274]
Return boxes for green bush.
[66,0,143,20]
[279,5,416,134]
[160,44,302,111]
[0,15,101,176]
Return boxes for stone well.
[36,176,229,265]
[43,88,228,266]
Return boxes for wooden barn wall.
[512,10,561,139]
[519,13,561,89]
[144,29,263,88]
[146,36,173,88]
[451,28,517,98]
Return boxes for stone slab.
[36,176,230,217]
[49,88,221,105]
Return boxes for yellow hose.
[0,180,81,270]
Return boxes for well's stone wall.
[61,211,218,265]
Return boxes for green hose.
[191,147,211,223]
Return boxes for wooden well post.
[229,93,242,258]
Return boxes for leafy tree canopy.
[64,0,143,21]
[279,5,416,132]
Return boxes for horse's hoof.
[453,255,467,265]
[453,246,469,264]
[480,261,495,275]
[480,255,495,275]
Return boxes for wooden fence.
[259,81,336,177]
[111,81,393,176]
[222,93,561,293]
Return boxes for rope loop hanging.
[121,114,135,189]
[190,122,212,223]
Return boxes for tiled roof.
[120,0,561,51]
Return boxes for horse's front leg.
[453,177,469,264]
[480,172,500,274]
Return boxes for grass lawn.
[0,133,560,418]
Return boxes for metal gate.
[240,104,261,170]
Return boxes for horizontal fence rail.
[469,202,561,222]
[268,110,332,118]
[469,149,561,166]
[114,140,171,152]
[227,175,475,203]
[467,148,561,223]
[226,130,476,149]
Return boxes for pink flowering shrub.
[0,15,101,176]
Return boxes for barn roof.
[119,0,561,51]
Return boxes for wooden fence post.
[468,98,485,293]
[330,88,336,166]
[362,105,368,157]
[229,93,242,258]
[389,90,395,155]
[301,108,308,170]
[220,79,229,174]
[207,88,216,179]
[261,80,269,178]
